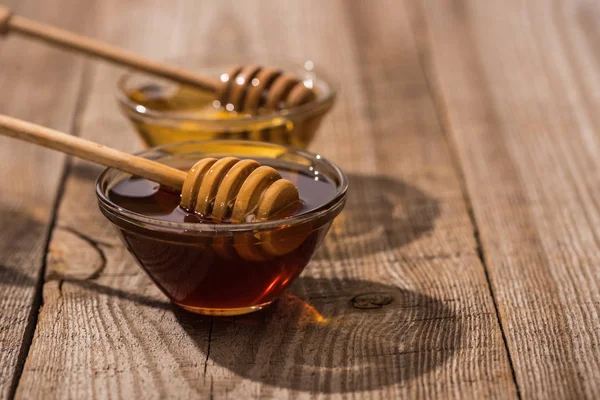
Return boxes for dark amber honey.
[108,165,337,315]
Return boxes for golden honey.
[120,84,330,149]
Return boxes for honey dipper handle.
[0,115,188,189]
[0,5,218,92]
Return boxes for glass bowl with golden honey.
[95,140,347,316]
[117,56,337,149]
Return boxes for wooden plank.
[202,1,516,398]
[14,1,214,398]
[16,0,515,398]
[411,0,600,397]
[0,0,89,398]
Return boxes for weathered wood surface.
[3,0,600,398]
[8,0,515,399]
[0,0,88,398]
[202,0,515,398]
[411,0,600,398]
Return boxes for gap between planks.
[8,63,94,400]
[401,1,522,398]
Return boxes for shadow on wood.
[176,276,461,393]
[0,260,172,310]
[314,174,440,261]
[0,263,36,287]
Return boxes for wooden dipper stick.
[0,114,300,224]
[0,114,187,189]
[0,5,316,111]
[0,6,216,92]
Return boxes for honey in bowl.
[109,168,336,224]
[96,141,347,316]
[117,59,336,149]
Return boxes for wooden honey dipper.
[0,5,316,113]
[0,114,301,223]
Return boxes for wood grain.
[0,0,89,398]
[12,0,516,399]
[411,0,600,398]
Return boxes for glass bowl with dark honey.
[117,55,336,149]
[95,140,347,316]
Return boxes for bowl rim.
[95,140,348,234]
[116,57,338,125]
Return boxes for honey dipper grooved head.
[180,158,217,211]
[179,158,300,224]
[212,159,260,221]
[194,157,240,216]
[257,179,301,221]
[178,157,307,262]
[230,166,282,223]
[217,65,316,112]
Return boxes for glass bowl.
[95,140,347,316]
[117,55,337,149]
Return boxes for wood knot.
[0,6,13,35]
[351,292,394,309]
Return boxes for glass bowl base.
[176,300,274,316]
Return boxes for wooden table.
[1,0,600,398]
